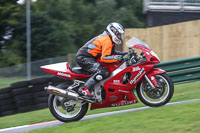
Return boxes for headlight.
[150,51,160,61]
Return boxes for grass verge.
[0,81,199,129]
[27,101,200,133]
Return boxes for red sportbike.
[41,37,174,122]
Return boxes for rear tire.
[48,95,88,122]
[48,81,88,122]
[136,73,174,107]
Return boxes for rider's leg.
[76,56,109,97]
[83,66,109,95]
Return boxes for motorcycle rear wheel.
[48,82,88,122]
[136,73,174,107]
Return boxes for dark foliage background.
[0,0,145,67]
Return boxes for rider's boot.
[79,85,94,98]
[78,71,106,99]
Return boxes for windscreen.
[126,37,151,50]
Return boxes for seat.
[71,67,91,75]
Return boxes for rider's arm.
[113,49,128,55]
[100,40,120,63]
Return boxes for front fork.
[144,75,156,88]
[144,68,166,88]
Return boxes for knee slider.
[95,75,103,81]
[93,69,108,81]
[97,66,109,78]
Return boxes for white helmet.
[106,22,125,45]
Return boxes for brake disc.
[61,98,76,112]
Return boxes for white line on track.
[1,98,200,133]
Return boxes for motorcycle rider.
[76,22,129,98]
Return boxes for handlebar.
[127,48,146,66]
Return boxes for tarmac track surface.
[0,98,200,133]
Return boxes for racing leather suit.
[76,31,126,90]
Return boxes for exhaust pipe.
[44,85,95,103]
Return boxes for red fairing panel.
[147,68,166,87]
[41,62,90,80]
[91,63,155,110]
[147,68,166,78]
[97,59,124,73]
[133,45,152,61]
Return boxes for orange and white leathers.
[76,31,126,91]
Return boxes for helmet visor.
[117,31,124,41]
[117,33,122,39]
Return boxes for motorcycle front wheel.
[136,73,174,107]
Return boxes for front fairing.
[126,37,151,50]
[126,37,160,62]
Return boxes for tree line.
[0,0,145,68]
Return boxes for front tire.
[136,73,174,107]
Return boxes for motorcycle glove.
[121,51,128,55]
[118,54,131,62]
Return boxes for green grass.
[171,81,200,102]
[0,81,200,130]
[0,77,27,88]
[26,101,200,133]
